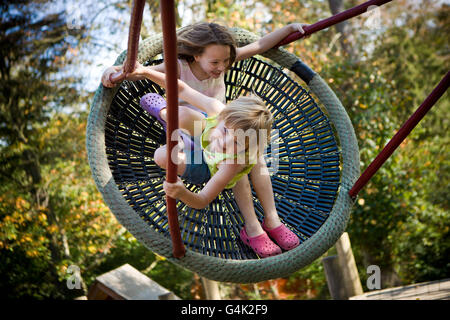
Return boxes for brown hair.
[177,22,237,69]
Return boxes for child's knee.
[178,108,191,126]
[179,107,204,135]
[154,147,166,168]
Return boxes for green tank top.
[201,115,255,189]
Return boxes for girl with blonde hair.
[102,22,306,257]
[122,63,299,258]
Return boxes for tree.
[327,0,357,60]
[0,0,196,299]
[0,0,120,298]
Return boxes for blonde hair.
[177,22,237,69]
[218,95,273,159]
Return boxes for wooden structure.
[87,264,180,300]
[322,232,363,299]
[350,278,450,300]
[201,278,222,300]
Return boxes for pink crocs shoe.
[262,220,300,251]
[240,227,282,258]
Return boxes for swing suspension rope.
[159,0,186,258]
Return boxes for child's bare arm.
[128,63,224,116]
[101,61,177,88]
[148,61,181,78]
[235,23,308,61]
[164,164,243,209]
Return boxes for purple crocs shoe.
[140,93,167,131]
[140,93,193,150]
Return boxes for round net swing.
[86,28,360,283]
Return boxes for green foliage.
[0,0,114,299]
[321,1,450,289]
[390,198,450,283]
[286,259,330,300]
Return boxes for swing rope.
[109,0,145,84]
[160,0,185,258]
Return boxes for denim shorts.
[185,104,208,118]
[180,136,211,185]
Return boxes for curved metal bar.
[276,0,393,47]
[349,70,450,198]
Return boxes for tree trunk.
[323,233,364,299]
[335,232,364,297]
[327,0,356,60]
[201,277,222,300]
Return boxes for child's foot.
[140,93,193,150]
[240,227,282,258]
[140,93,167,131]
[262,220,300,251]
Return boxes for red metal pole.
[349,71,450,198]
[160,0,186,258]
[275,0,393,47]
[110,0,145,83]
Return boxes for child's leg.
[232,176,265,237]
[160,106,205,137]
[141,93,205,137]
[154,144,187,176]
[249,157,281,230]
[250,156,300,250]
[233,175,282,257]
